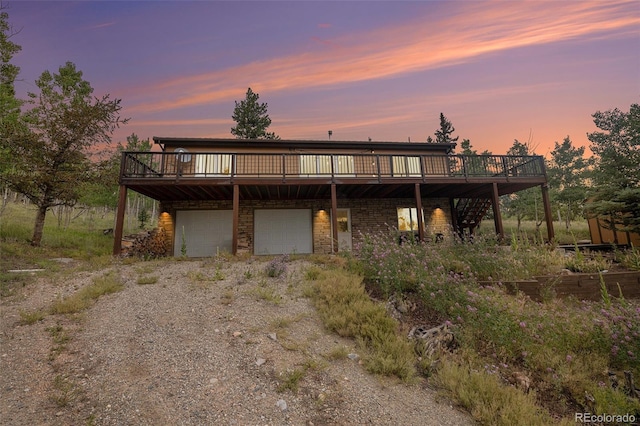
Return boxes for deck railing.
[121,152,546,181]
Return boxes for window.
[300,155,354,177]
[392,156,421,177]
[195,154,232,176]
[333,155,355,176]
[397,208,424,231]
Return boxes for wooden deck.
[119,152,548,201]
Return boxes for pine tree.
[586,103,640,236]
[231,87,279,140]
[434,113,459,145]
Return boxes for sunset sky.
[7,1,640,156]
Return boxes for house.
[113,137,554,257]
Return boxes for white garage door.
[174,210,232,257]
[254,209,313,255]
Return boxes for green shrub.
[311,269,416,381]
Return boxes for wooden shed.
[587,215,640,246]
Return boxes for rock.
[256,358,266,366]
[232,331,242,337]
[347,353,359,361]
[268,333,277,341]
[276,399,287,411]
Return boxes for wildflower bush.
[355,229,640,421]
[264,254,289,278]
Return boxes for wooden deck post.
[449,198,458,237]
[232,184,239,255]
[113,185,127,256]
[414,183,425,242]
[490,182,504,240]
[331,184,339,253]
[541,183,554,242]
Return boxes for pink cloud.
[126,1,639,115]
[83,22,115,30]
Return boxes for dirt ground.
[0,257,473,425]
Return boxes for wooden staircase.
[455,198,492,234]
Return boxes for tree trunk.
[0,187,9,216]
[31,204,48,246]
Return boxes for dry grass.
[310,268,416,382]
[50,271,124,315]
[433,353,574,426]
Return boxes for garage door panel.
[254,209,312,255]
[174,210,232,257]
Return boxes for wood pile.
[121,227,170,258]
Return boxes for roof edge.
[152,137,456,152]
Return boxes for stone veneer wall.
[342,198,452,249]
[158,197,451,255]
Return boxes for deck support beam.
[331,184,339,253]
[541,183,554,242]
[449,198,458,238]
[490,182,504,240]
[232,184,239,255]
[415,183,425,242]
[113,185,127,256]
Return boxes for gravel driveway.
[1,257,473,425]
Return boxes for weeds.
[304,266,322,281]
[46,324,70,360]
[251,282,283,305]
[325,345,350,360]
[187,267,225,285]
[19,309,46,325]
[136,275,158,285]
[50,271,124,315]
[276,368,306,393]
[50,374,77,408]
[276,357,325,393]
[616,245,640,271]
[434,354,572,426]
[565,248,611,273]
[213,266,225,281]
[220,289,234,305]
[355,229,640,422]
